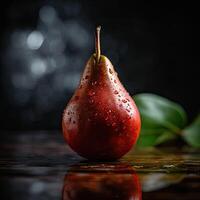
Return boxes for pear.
[62,26,141,160]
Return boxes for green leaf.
[155,131,177,145]
[134,93,187,147]
[134,93,187,132]
[136,131,176,147]
[136,133,160,147]
[182,115,200,148]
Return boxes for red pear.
[62,26,141,160]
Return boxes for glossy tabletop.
[0,131,199,200]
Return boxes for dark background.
[0,0,199,130]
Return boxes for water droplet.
[85,75,89,79]
[89,99,94,104]
[118,99,120,101]
[114,90,119,94]
[118,95,121,97]
[126,109,130,112]
[108,110,112,113]
[109,68,113,74]
[74,96,79,100]
[95,113,98,117]
[92,81,97,86]
[127,98,130,102]
[112,122,116,127]
[105,117,108,121]
[114,79,117,83]
[122,99,127,103]
[122,126,126,130]
[88,118,91,121]
[88,91,95,96]
[119,104,122,107]
[111,78,113,80]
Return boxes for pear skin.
[62,27,141,160]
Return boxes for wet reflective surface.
[0,131,199,200]
[62,163,141,200]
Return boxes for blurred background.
[0,0,199,130]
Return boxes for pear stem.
[95,26,101,63]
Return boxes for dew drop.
[108,110,112,113]
[118,95,121,97]
[119,104,122,107]
[88,91,95,96]
[127,98,130,102]
[92,81,97,86]
[122,99,127,103]
[89,99,94,104]
[126,109,130,112]
[114,90,119,94]
[109,68,113,74]
[112,122,116,127]
[114,79,117,83]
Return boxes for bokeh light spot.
[30,58,47,76]
[27,31,44,50]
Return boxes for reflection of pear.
[62,26,141,160]
[62,163,142,200]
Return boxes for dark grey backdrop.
[0,0,199,130]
